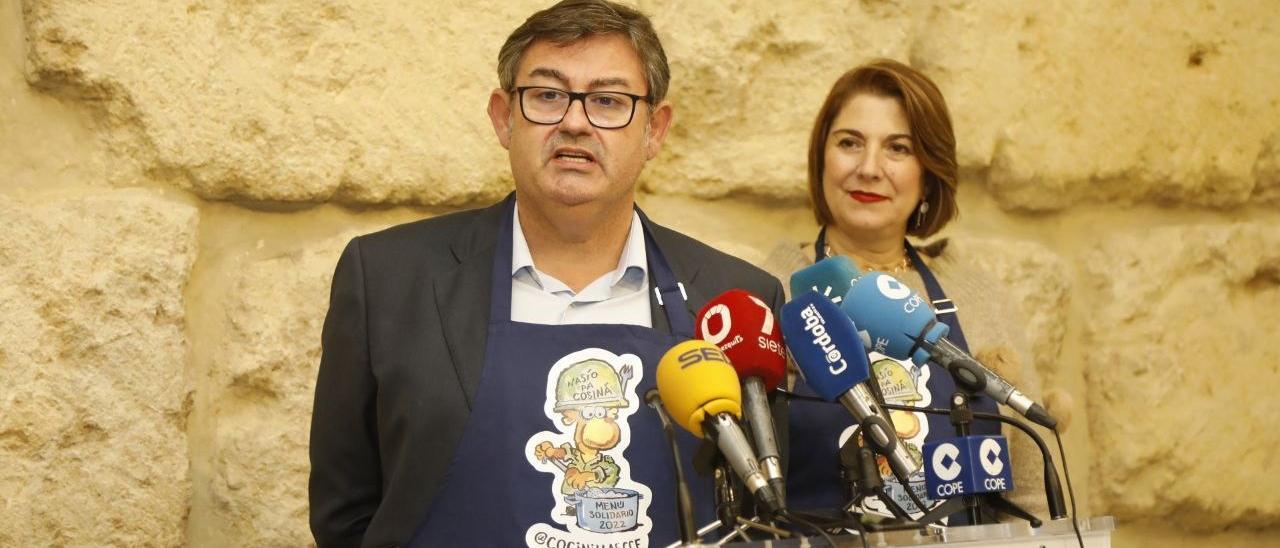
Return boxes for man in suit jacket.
[308,1,784,546]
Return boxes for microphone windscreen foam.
[695,289,786,391]
[656,340,743,439]
[788,255,860,305]
[779,290,872,402]
[841,272,945,364]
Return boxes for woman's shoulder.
[915,236,1010,298]
[919,236,1033,345]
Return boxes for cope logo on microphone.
[979,438,1005,476]
[931,443,962,482]
[923,436,1014,499]
[875,274,913,300]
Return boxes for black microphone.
[645,389,697,545]
[882,402,1069,521]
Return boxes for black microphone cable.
[645,389,697,546]
[879,402,1083,548]
[779,510,842,548]
[1054,428,1085,548]
[778,387,1077,543]
[877,403,1069,521]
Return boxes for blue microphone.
[923,435,1015,500]
[780,290,919,481]
[842,272,1057,429]
[788,255,860,304]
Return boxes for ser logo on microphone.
[798,303,849,375]
[676,345,729,369]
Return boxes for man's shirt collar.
[511,204,647,300]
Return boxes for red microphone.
[696,290,786,388]
[696,289,787,505]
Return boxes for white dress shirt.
[510,205,652,327]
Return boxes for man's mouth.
[553,147,597,165]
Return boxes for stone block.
[206,232,359,546]
[916,1,1280,211]
[1254,132,1280,204]
[951,236,1072,380]
[23,0,1280,209]
[22,0,532,205]
[0,191,198,546]
[642,0,912,200]
[1083,222,1280,529]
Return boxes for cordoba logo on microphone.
[799,303,849,375]
[524,348,653,547]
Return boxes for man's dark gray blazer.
[309,196,785,547]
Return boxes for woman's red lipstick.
[849,191,887,203]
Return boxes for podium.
[726,516,1115,547]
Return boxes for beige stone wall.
[3,0,1277,545]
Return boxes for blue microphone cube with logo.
[923,435,1014,499]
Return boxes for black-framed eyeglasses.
[514,86,649,129]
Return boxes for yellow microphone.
[656,340,783,516]
[656,340,742,437]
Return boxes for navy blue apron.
[786,228,999,523]
[409,199,714,546]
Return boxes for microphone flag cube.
[923,435,1014,500]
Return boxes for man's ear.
[643,101,674,160]
[488,88,513,150]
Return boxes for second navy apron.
[786,229,1000,524]
[409,199,714,546]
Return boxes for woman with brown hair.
[768,59,1051,525]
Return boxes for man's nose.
[558,97,593,133]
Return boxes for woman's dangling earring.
[915,200,929,229]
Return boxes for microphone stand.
[682,438,790,547]
[839,426,917,526]
[913,392,1043,528]
[776,387,1069,534]
[713,458,742,538]
[953,392,982,526]
[877,402,1069,523]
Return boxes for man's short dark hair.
[497,0,670,103]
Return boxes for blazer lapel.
[434,198,509,408]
